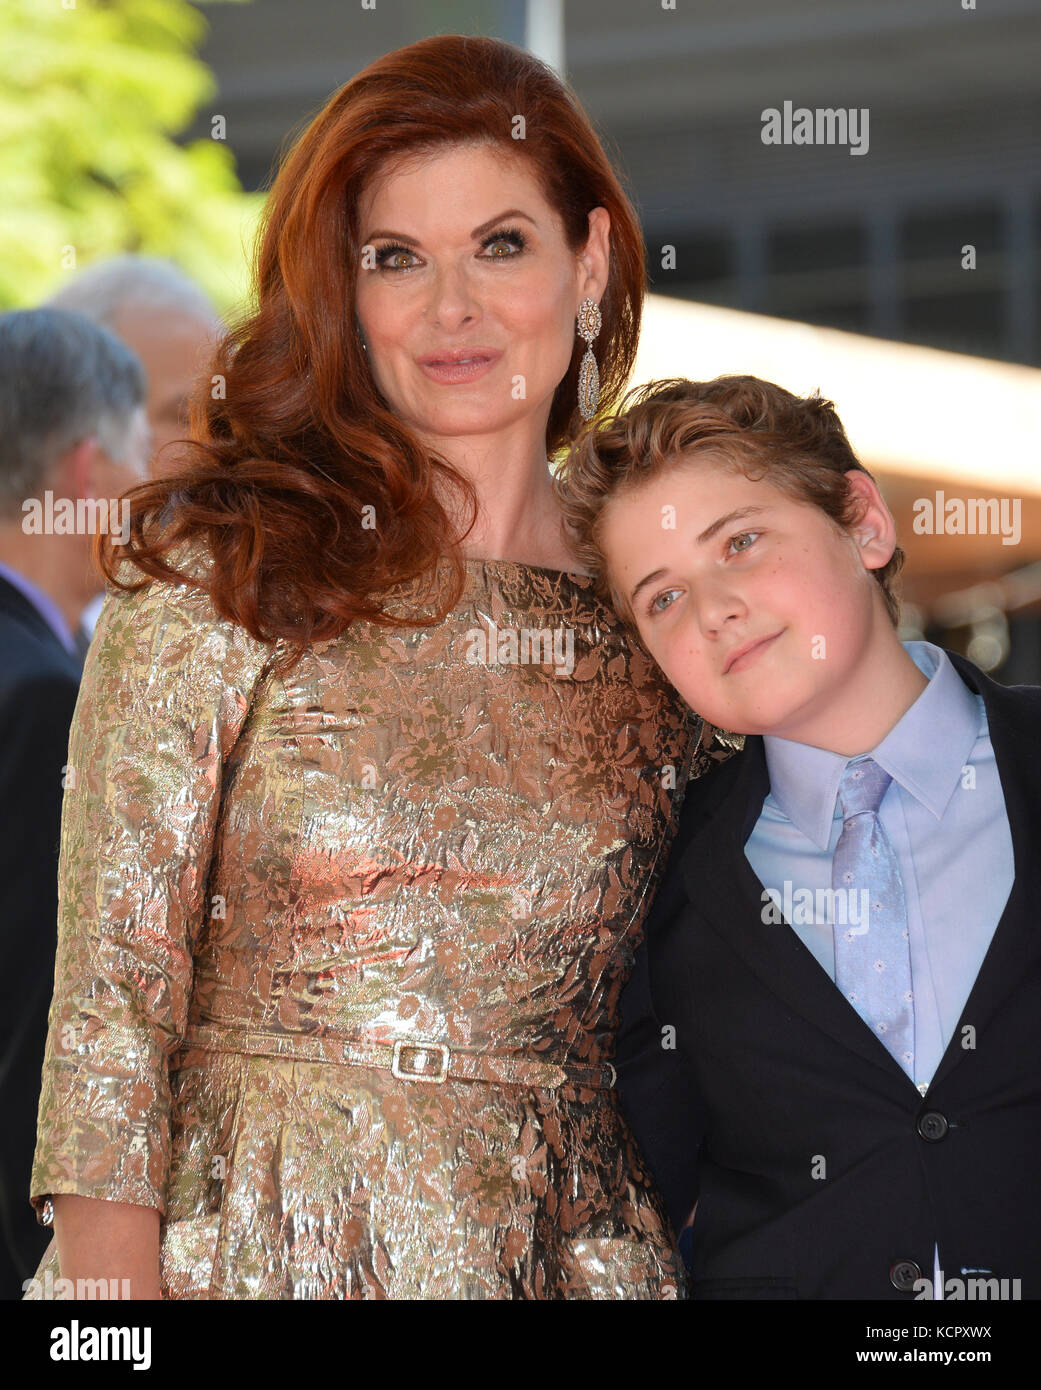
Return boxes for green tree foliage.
[0,0,263,313]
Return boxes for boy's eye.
[645,587,680,618]
[643,531,764,618]
[727,530,762,555]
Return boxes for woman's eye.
[370,228,527,273]
[372,245,418,272]
[481,229,526,258]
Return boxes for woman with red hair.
[26,34,721,1300]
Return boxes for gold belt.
[175,1021,617,1092]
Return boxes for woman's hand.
[52,1193,162,1300]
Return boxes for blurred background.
[3,0,1040,677]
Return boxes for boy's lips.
[723,630,784,675]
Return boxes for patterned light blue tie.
[831,757,915,1078]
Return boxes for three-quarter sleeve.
[29,542,277,1222]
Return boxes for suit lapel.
[928,652,1041,1089]
[678,734,918,1085]
[675,651,1041,1094]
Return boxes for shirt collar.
[761,641,982,849]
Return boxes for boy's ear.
[844,469,897,572]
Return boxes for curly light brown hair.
[553,374,905,634]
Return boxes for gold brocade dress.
[26,537,716,1300]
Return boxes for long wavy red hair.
[95,33,648,676]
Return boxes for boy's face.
[598,456,897,741]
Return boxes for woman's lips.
[417,351,502,384]
[724,630,783,675]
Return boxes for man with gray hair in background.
[45,254,220,645]
[0,306,150,1299]
[46,254,218,476]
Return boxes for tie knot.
[838,756,892,819]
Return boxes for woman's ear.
[579,206,611,304]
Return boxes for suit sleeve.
[0,666,79,1273]
[0,668,80,1061]
[615,878,706,1237]
[29,547,276,1221]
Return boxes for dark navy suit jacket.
[0,574,82,1298]
[616,651,1041,1300]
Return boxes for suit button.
[890,1259,922,1291]
[918,1111,949,1142]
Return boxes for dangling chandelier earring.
[576,297,602,421]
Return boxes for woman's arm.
[52,1195,161,1299]
[29,539,276,1287]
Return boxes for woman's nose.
[425,262,482,329]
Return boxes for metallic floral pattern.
[27,537,718,1299]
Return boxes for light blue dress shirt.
[745,640,1014,1091]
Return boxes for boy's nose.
[697,586,748,639]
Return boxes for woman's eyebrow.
[363,209,537,247]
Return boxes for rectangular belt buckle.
[391,1039,450,1083]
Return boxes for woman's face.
[354,142,609,449]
